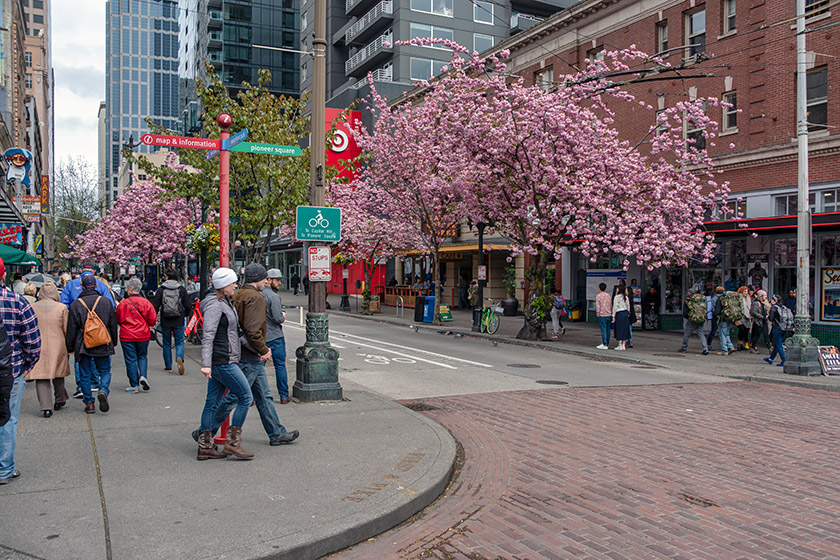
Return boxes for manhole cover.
[654,353,687,358]
[631,366,658,369]
[506,364,541,368]
[535,380,569,385]
[402,401,441,412]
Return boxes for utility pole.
[293,0,342,401]
[784,0,821,375]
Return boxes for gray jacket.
[263,287,285,342]
[200,293,241,367]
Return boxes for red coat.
[116,295,157,342]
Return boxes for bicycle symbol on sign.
[357,353,416,365]
[308,210,329,228]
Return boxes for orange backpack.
[79,296,111,348]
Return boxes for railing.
[345,0,368,15]
[353,65,393,88]
[345,32,392,74]
[345,0,392,43]
[510,13,543,29]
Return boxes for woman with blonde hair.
[736,286,752,351]
[22,283,37,305]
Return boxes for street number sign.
[140,133,220,150]
[230,142,302,156]
[222,128,249,150]
[308,246,332,282]
[296,206,341,242]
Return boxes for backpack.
[553,295,567,316]
[687,293,707,325]
[161,287,184,319]
[79,296,111,348]
[719,291,743,323]
[776,305,795,332]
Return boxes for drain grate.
[654,353,687,358]
[506,363,541,368]
[402,401,441,412]
[535,380,569,385]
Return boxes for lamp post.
[472,221,487,332]
[293,0,342,401]
[340,264,350,311]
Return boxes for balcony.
[344,0,393,45]
[345,32,393,77]
[354,65,393,88]
[209,51,223,64]
[208,10,223,28]
[208,30,222,47]
[510,13,544,33]
[345,0,378,18]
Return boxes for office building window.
[410,23,453,46]
[722,91,737,132]
[534,67,553,93]
[685,9,705,59]
[33,14,44,24]
[473,0,493,24]
[33,0,43,8]
[410,57,446,81]
[473,33,493,54]
[656,21,668,55]
[807,66,828,131]
[25,52,32,67]
[410,0,453,17]
[723,0,736,34]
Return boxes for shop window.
[664,269,683,313]
[723,0,736,34]
[722,91,737,133]
[685,9,706,60]
[821,236,840,266]
[656,21,668,56]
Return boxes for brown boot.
[197,430,227,461]
[224,426,254,460]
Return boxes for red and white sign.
[308,246,332,282]
[478,265,487,281]
[140,133,221,150]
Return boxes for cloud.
[54,66,104,100]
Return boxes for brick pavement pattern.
[330,382,840,560]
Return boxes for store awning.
[0,244,40,266]
[703,212,840,237]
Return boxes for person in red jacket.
[115,277,157,393]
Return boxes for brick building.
[491,0,840,337]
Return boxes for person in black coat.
[0,319,14,427]
[151,269,192,374]
[66,275,119,414]
[290,273,300,295]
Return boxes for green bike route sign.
[296,206,341,242]
[230,142,302,156]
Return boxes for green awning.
[0,244,40,266]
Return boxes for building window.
[410,57,446,81]
[722,91,737,132]
[33,14,44,24]
[24,52,32,67]
[301,61,307,81]
[656,21,668,55]
[410,23,454,47]
[723,0,736,34]
[473,33,493,54]
[534,67,553,92]
[775,193,815,216]
[684,101,707,152]
[685,9,706,59]
[718,199,746,220]
[807,66,828,132]
[655,109,668,137]
[33,0,44,8]
[806,0,830,18]
[25,73,32,88]
[301,11,307,29]
[410,0,453,17]
[473,0,493,24]
[822,189,840,213]
[587,47,604,62]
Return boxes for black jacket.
[152,280,193,328]
[66,288,119,356]
[0,318,14,427]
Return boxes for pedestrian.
[152,268,192,375]
[784,289,796,314]
[116,278,157,393]
[736,286,753,351]
[25,281,70,417]
[595,282,612,350]
[290,272,300,296]
[263,268,289,404]
[714,287,739,356]
[627,279,639,347]
[612,285,631,350]
[468,279,480,325]
[58,273,71,290]
[302,274,309,295]
[193,263,299,449]
[550,287,567,339]
[12,273,25,296]
[724,272,739,292]
[22,283,37,305]
[66,274,118,414]
[195,267,253,460]
[457,275,469,310]
[0,321,14,430]
[749,290,772,354]
[706,286,723,349]
[0,258,40,485]
[679,288,709,354]
[764,294,794,367]
[642,287,660,330]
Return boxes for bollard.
[300,306,304,327]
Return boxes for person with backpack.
[679,288,709,354]
[66,274,118,414]
[764,294,794,367]
[550,287,567,340]
[116,278,157,393]
[714,288,741,356]
[749,290,772,354]
[152,269,192,375]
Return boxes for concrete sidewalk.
[0,341,455,560]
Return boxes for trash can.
[423,296,436,323]
[414,296,425,322]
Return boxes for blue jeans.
[706,317,718,346]
[121,340,149,387]
[74,356,101,391]
[78,355,112,404]
[211,362,287,440]
[598,317,611,346]
[718,321,735,353]
[161,324,185,370]
[200,363,252,430]
[0,376,25,479]
[267,338,288,400]
[769,328,787,364]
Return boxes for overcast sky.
[52,0,105,168]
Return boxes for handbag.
[126,295,155,341]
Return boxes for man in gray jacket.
[263,269,289,403]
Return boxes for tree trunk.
[516,248,549,340]
[433,249,441,325]
[361,259,375,315]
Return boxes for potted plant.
[501,264,519,316]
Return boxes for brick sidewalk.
[329,382,840,559]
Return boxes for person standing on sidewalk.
[0,258,41,484]
[595,283,612,350]
[263,269,289,404]
[679,289,709,355]
[706,287,723,349]
[196,268,253,460]
[749,290,772,354]
[764,294,793,367]
[116,278,157,393]
[612,285,631,351]
[550,287,567,339]
[152,268,192,375]
[290,272,300,296]
[25,281,70,417]
[66,275,118,414]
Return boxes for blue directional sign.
[222,128,249,150]
[205,149,220,160]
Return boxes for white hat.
[212,267,238,290]
[267,268,283,279]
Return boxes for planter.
[501,297,519,316]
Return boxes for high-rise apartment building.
[103,0,181,209]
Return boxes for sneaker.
[84,402,96,414]
[163,368,173,372]
[97,392,110,413]
[702,349,709,355]
[91,386,99,393]
[596,344,608,350]
[177,357,185,376]
[677,348,687,353]
[551,333,559,339]
[763,357,773,365]
[776,362,785,367]
[125,386,140,393]
[0,470,20,485]
[72,389,83,399]
[270,430,300,445]
[139,376,150,391]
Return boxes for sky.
[52,0,106,168]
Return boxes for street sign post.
[308,246,332,281]
[296,206,341,242]
[230,142,302,156]
[140,133,220,150]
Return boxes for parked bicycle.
[480,298,502,335]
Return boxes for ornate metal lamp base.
[782,316,822,376]
[293,313,343,401]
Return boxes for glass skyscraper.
[104,0,180,207]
